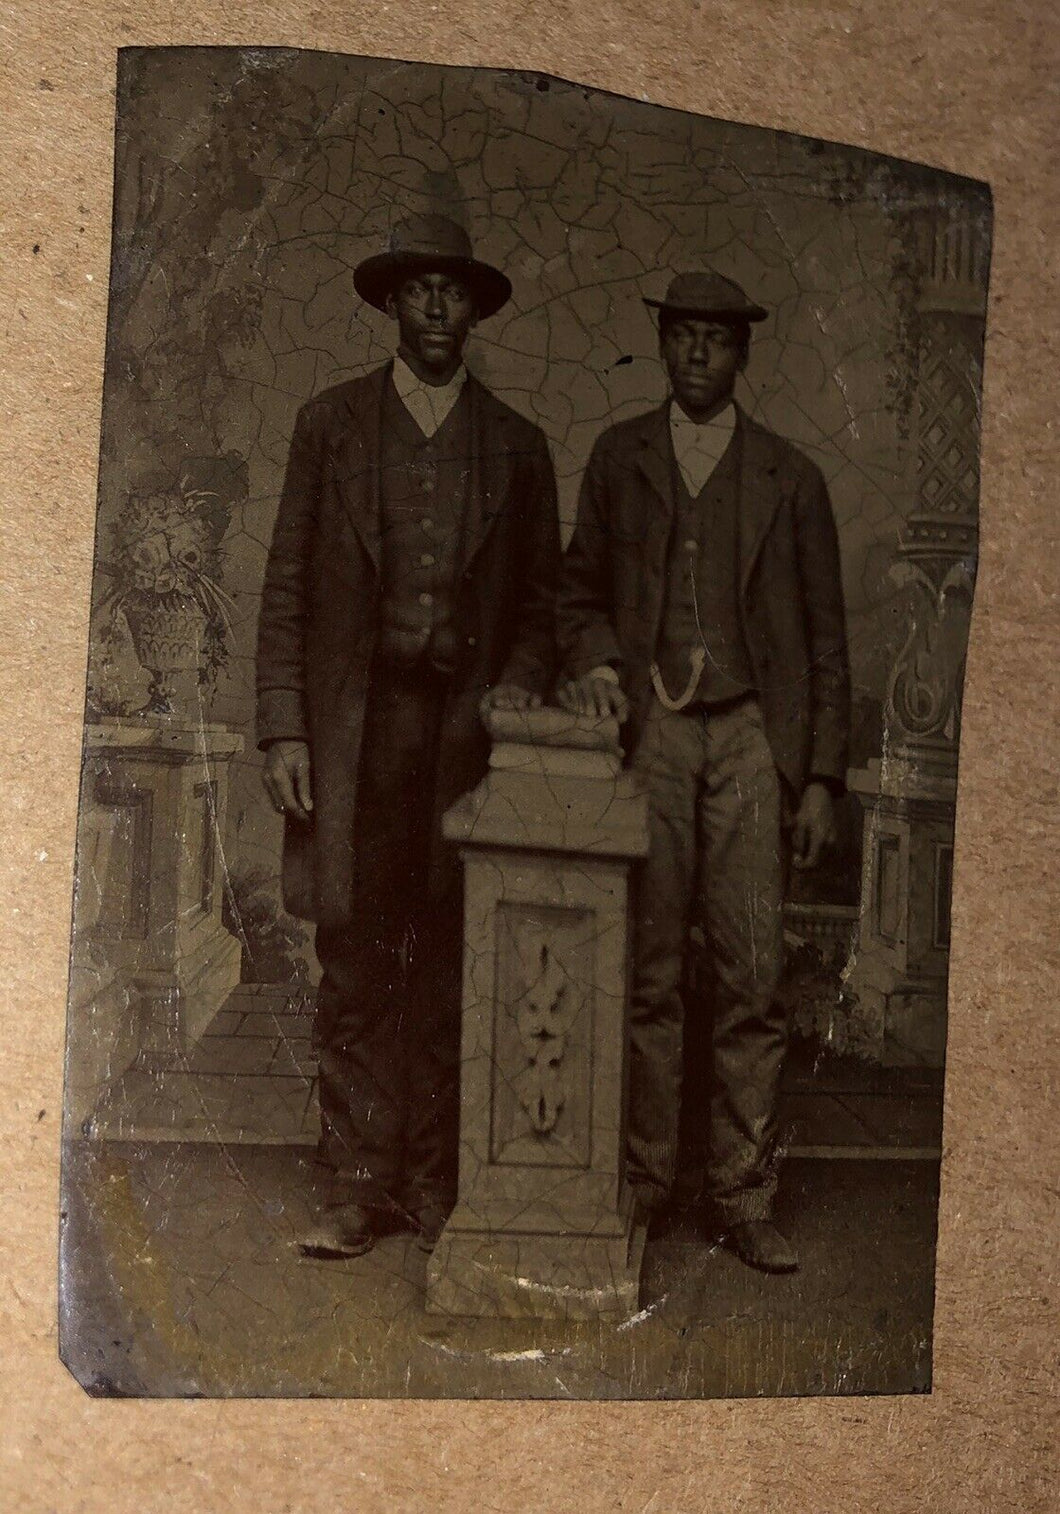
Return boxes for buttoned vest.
[653,426,755,707]
[378,378,471,670]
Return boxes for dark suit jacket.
[256,362,560,924]
[557,402,851,796]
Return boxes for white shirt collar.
[669,400,737,496]
[669,398,736,442]
[669,402,735,496]
[392,355,468,438]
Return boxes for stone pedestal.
[71,719,244,1105]
[846,752,956,1066]
[843,204,984,1068]
[426,707,649,1319]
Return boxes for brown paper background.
[2,3,1056,1509]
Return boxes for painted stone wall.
[88,49,982,972]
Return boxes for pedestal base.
[72,718,245,1108]
[844,951,949,1067]
[846,757,954,1069]
[426,1208,647,1321]
[136,924,243,1064]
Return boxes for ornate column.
[426,707,649,1319]
[845,205,987,1065]
[70,719,244,1116]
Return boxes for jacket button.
[419,592,434,607]
[468,635,477,647]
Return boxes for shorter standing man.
[558,271,850,1273]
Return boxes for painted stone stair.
[90,985,942,1158]
[90,983,319,1145]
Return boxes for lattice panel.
[916,320,981,519]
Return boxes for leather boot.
[298,1201,378,1259]
[726,1219,799,1274]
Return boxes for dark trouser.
[629,693,789,1224]
[313,658,463,1213]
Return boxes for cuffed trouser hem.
[320,1168,403,1214]
[627,1178,670,1219]
[318,1149,456,1215]
[400,1185,457,1213]
[709,1184,777,1226]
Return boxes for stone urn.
[123,598,208,716]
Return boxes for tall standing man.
[557,272,850,1273]
[257,214,560,1258]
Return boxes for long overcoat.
[256,362,560,925]
[557,402,851,795]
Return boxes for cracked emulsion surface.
[61,49,978,1397]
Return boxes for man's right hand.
[556,673,630,724]
[263,740,313,822]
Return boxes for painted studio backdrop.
[61,48,988,1398]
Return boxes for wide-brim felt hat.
[354,213,512,320]
[644,270,768,322]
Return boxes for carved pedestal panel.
[426,708,649,1319]
[68,719,244,1127]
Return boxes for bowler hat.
[644,270,768,323]
[354,213,512,320]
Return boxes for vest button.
[419,592,434,607]
[420,553,436,567]
[420,517,433,531]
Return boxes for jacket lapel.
[626,405,676,662]
[736,406,784,591]
[336,364,389,572]
[633,404,677,554]
[459,376,509,574]
[634,404,675,506]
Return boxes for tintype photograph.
[59,47,989,1399]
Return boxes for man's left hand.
[481,683,542,714]
[791,781,837,871]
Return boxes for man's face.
[661,317,747,419]
[387,270,477,382]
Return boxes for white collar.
[669,399,737,444]
[392,355,468,438]
[668,401,737,495]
